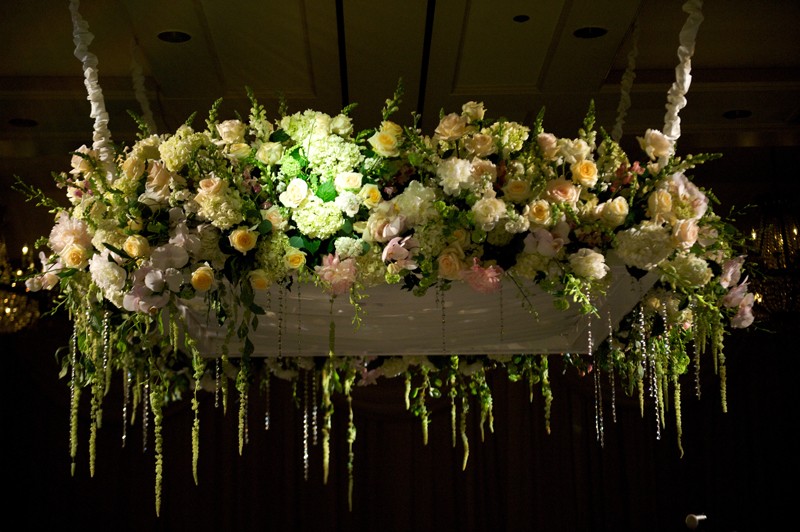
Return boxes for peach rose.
[61,243,90,270]
[545,178,580,206]
[434,113,468,141]
[437,244,466,281]
[249,269,271,291]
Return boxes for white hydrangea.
[292,198,344,240]
[334,236,365,259]
[613,222,674,270]
[660,252,713,289]
[436,157,474,196]
[393,181,438,226]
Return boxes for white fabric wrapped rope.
[69,0,114,177]
[662,0,705,149]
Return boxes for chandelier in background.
[750,199,800,319]
[0,236,40,334]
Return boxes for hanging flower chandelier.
[14,0,756,516]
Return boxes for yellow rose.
[368,130,400,158]
[526,199,552,227]
[380,120,403,137]
[229,227,258,253]
[571,160,598,188]
[191,265,214,292]
[359,183,383,209]
[123,234,150,259]
[283,248,307,270]
[249,269,271,291]
[61,243,89,270]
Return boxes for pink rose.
[461,258,503,294]
[315,253,357,295]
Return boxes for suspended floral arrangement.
[15,0,755,516]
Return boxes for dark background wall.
[5,303,794,532]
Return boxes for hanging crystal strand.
[102,310,110,390]
[312,370,319,446]
[264,372,271,431]
[644,313,662,441]
[607,311,617,423]
[303,369,310,481]
[214,356,221,408]
[689,299,701,399]
[122,369,131,447]
[142,370,150,453]
[589,311,604,447]
[129,38,156,133]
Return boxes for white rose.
[279,178,310,208]
[638,129,673,160]
[434,113,468,141]
[648,189,673,221]
[256,142,284,165]
[330,114,354,137]
[334,171,363,192]
[472,194,507,231]
[569,248,609,280]
[461,101,485,122]
[368,130,400,157]
[502,179,531,203]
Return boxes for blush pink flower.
[315,253,357,296]
[461,258,503,294]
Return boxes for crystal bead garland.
[303,369,310,481]
[142,373,149,453]
[589,311,604,448]
[101,310,110,377]
[122,370,131,447]
[214,357,221,408]
[643,309,662,441]
[312,372,319,446]
[607,311,617,423]
[437,284,447,354]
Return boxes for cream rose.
[463,133,495,158]
[228,142,251,159]
[472,195,507,231]
[638,129,673,160]
[672,218,699,250]
[191,265,214,292]
[122,156,145,180]
[228,227,258,253]
[569,248,609,280]
[61,243,90,270]
[261,206,288,232]
[216,119,246,144]
[600,197,629,228]
[330,114,354,137]
[249,269,271,291]
[648,189,673,221]
[284,248,307,270]
[256,142,284,165]
[380,120,403,138]
[334,171,363,192]
[571,160,598,188]
[502,179,531,203]
[461,101,486,122]
[434,113,468,141]
[123,234,150,259]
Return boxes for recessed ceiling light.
[513,14,530,23]
[158,30,192,43]
[8,118,38,127]
[573,26,608,39]
[723,109,752,120]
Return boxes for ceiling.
[1,0,799,261]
